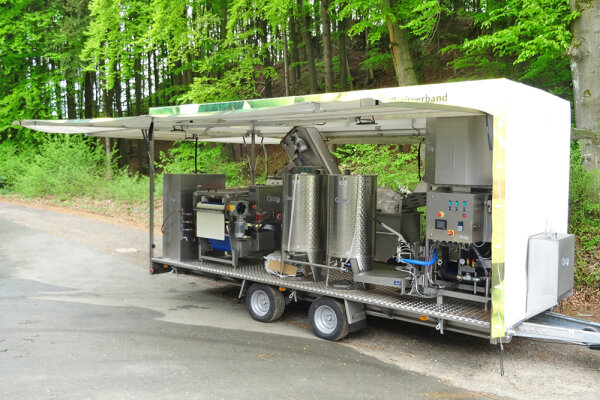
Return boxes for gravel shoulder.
[1,197,599,400]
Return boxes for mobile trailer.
[14,79,600,350]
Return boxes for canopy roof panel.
[13,89,485,144]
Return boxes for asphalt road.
[0,202,490,400]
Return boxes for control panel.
[425,192,490,243]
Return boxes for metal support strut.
[250,128,256,185]
[142,120,155,270]
[243,126,263,186]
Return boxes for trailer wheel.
[246,284,285,323]
[308,297,350,341]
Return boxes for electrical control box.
[425,192,490,243]
[424,116,492,187]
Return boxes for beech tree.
[568,0,600,169]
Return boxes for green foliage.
[333,144,420,192]
[158,142,247,187]
[0,139,36,188]
[569,141,600,248]
[0,135,151,204]
[569,141,600,288]
[360,50,393,71]
[12,136,104,198]
[574,257,600,289]
[181,47,262,104]
[443,0,575,96]
[401,0,441,40]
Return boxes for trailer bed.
[153,257,491,334]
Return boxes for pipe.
[398,250,437,266]
[283,258,348,272]
[460,275,484,282]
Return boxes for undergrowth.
[0,135,156,205]
[569,141,600,289]
[157,141,247,187]
[333,144,421,191]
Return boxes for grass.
[0,136,161,205]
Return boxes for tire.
[246,284,286,323]
[308,297,350,341]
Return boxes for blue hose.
[398,250,437,266]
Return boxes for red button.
[462,214,466,218]
[437,211,445,218]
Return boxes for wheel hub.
[314,305,337,334]
[251,290,270,317]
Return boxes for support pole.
[194,136,198,173]
[250,128,256,185]
[142,120,155,271]
[149,126,155,265]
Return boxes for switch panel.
[426,192,490,243]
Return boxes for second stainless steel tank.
[282,173,324,264]
[327,175,376,273]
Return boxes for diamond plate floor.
[153,257,490,329]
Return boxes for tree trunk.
[568,0,600,170]
[381,0,418,86]
[125,78,132,116]
[147,52,153,108]
[153,50,160,106]
[134,56,142,115]
[364,27,374,88]
[299,0,318,93]
[320,0,334,92]
[282,26,290,96]
[50,60,63,119]
[104,137,112,178]
[173,60,182,86]
[184,54,193,86]
[339,17,349,91]
[114,64,123,118]
[289,16,301,88]
[66,77,77,119]
[260,19,273,98]
[84,71,94,118]
[102,81,113,118]
[101,56,113,179]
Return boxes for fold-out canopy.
[13,95,485,144]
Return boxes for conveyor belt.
[153,257,490,329]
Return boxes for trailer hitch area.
[513,312,600,348]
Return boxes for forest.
[0,0,599,288]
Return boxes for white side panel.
[502,92,571,329]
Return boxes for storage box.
[526,232,575,318]
[266,259,299,276]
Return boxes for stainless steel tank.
[282,173,324,264]
[327,175,376,273]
